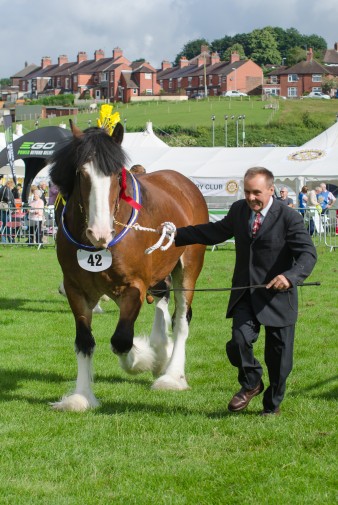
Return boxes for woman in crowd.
[28,190,44,244]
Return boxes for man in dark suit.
[169,167,317,416]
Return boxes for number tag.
[77,249,112,272]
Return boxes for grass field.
[15,96,338,145]
[0,244,336,504]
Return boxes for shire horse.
[49,121,208,411]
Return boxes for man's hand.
[157,222,177,238]
[266,275,291,291]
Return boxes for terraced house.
[15,48,160,102]
[157,45,263,97]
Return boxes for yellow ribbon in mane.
[97,104,120,136]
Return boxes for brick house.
[157,45,263,97]
[266,48,338,98]
[14,48,160,102]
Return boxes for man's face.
[279,189,288,199]
[244,174,274,212]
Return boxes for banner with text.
[190,177,240,197]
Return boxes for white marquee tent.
[1,121,337,205]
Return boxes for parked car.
[224,90,248,97]
[303,91,330,100]
[189,93,204,100]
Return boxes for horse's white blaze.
[51,352,99,411]
[84,161,113,247]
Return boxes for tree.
[322,76,338,95]
[286,46,307,66]
[222,43,246,61]
[249,28,281,65]
[302,34,327,52]
[174,38,209,65]
[210,35,233,55]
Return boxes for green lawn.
[0,245,336,504]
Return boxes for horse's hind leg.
[152,262,191,390]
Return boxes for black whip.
[149,282,321,294]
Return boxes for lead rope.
[113,219,176,255]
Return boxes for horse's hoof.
[151,374,190,391]
[117,337,155,375]
[50,393,100,412]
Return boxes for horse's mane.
[49,127,128,198]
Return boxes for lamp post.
[232,67,237,91]
[236,115,242,147]
[242,114,246,146]
[224,115,228,147]
[211,115,216,147]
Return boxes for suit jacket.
[175,199,317,327]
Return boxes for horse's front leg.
[114,286,157,375]
[52,289,100,412]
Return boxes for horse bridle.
[62,167,142,251]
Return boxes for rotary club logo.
[288,149,326,161]
[226,180,239,194]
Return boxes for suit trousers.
[226,292,295,411]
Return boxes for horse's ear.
[112,123,124,145]
[69,119,84,139]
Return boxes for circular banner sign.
[77,249,112,272]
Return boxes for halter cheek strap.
[119,167,142,210]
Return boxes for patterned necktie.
[252,212,261,237]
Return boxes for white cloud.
[1,0,337,77]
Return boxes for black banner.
[3,114,17,184]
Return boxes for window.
[312,87,322,93]
[132,88,137,95]
[110,73,114,83]
[101,72,108,81]
[145,89,152,95]
[199,76,203,85]
[188,77,192,86]
[145,73,151,80]
[209,75,213,85]
[270,76,278,84]
[288,87,298,97]
[312,74,322,82]
[169,78,172,89]
[178,77,182,87]
[288,74,298,82]
[73,75,77,83]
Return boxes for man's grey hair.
[244,167,274,187]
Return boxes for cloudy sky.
[1,0,337,77]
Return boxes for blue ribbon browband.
[61,172,142,251]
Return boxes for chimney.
[41,56,52,69]
[58,55,68,66]
[95,49,105,61]
[161,60,172,70]
[306,48,313,62]
[113,47,123,59]
[179,56,189,68]
[334,42,338,51]
[211,52,220,65]
[230,52,240,64]
[77,51,88,64]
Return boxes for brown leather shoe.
[228,381,264,412]
[260,407,281,417]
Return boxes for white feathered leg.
[152,290,189,391]
[51,352,100,412]
[118,297,172,375]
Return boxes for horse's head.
[50,121,128,248]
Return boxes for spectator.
[38,181,48,205]
[0,181,15,243]
[318,183,336,213]
[48,181,59,206]
[307,188,321,236]
[28,190,44,244]
[298,185,308,215]
[277,187,294,207]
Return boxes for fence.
[0,205,57,249]
[0,205,336,251]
